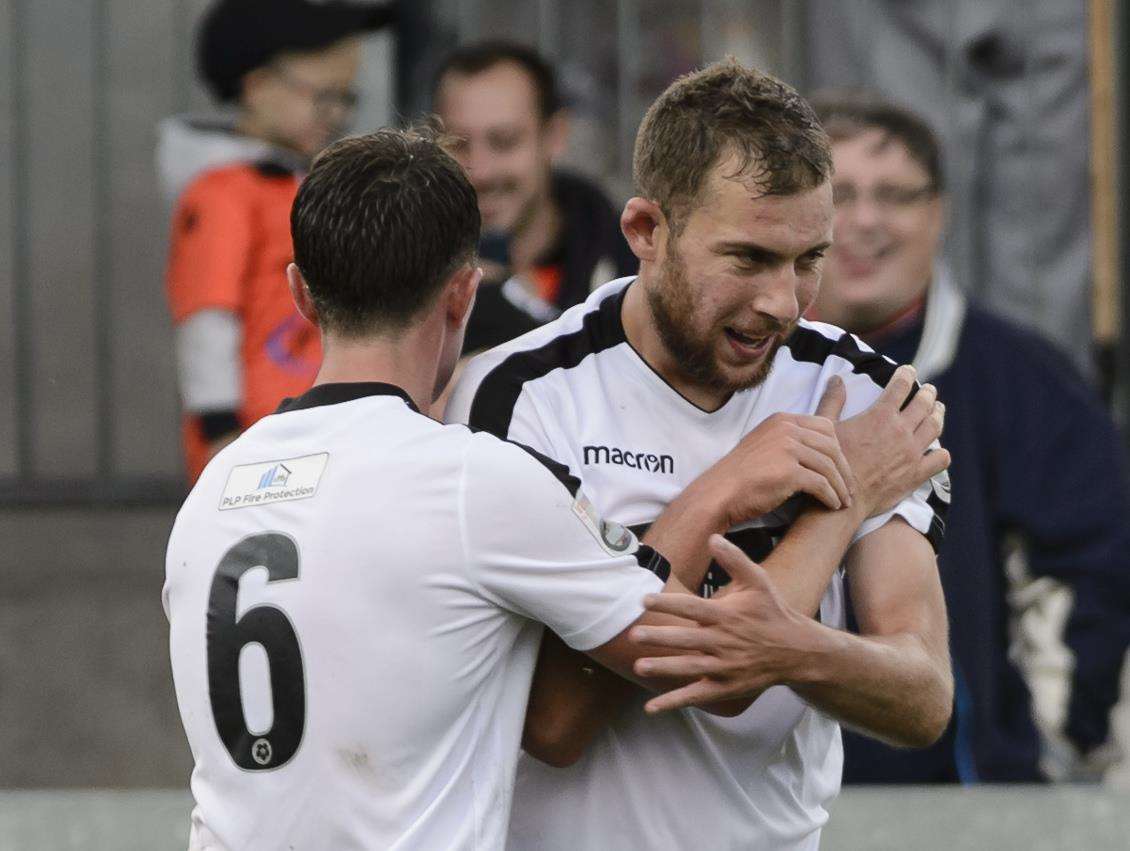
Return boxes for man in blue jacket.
[809,90,1130,782]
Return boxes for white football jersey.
[164,381,663,851]
[446,277,948,851]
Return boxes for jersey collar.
[275,382,420,414]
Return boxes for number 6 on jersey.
[207,532,306,771]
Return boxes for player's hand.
[702,377,854,524]
[835,364,950,518]
[629,535,819,712]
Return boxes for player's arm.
[633,523,952,748]
[522,367,950,764]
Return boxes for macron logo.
[583,445,675,475]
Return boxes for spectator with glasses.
[158,0,392,482]
[808,90,1130,784]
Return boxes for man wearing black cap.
[159,0,392,482]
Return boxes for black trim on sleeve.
[635,545,671,582]
[198,410,241,442]
[509,441,583,498]
[925,487,949,553]
[467,285,629,437]
[786,325,948,546]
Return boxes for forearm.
[521,631,636,767]
[757,504,865,617]
[639,476,730,589]
[522,492,735,768]
[791,623,952,748]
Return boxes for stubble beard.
[646,246,785,397]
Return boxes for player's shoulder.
[459,427,581,498]
[449,277,633,425]
[782,318,899,392]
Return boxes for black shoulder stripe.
[509,440,583,498]
[784,325,900,389]
[925,487,949,553]
[467,286,628,437]
[454,420,583,497]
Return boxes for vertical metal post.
[456,0,479,43]
[92,0,114,477]
[700,0,716,63]
[11,0,32,479]
[1118,0,1130,438]
[172,0,192,112]
[617,0,641,181]
[537,0,559,61]
[780,0,808,89]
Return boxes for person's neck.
[507,190,561,277]
[311,325,442,415]
[622,278,731,412]
[856,293,927,347]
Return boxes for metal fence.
[2,0,1125,507]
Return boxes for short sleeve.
[166,170,253,322]
[458,432,662,651]
[817,330,949,552]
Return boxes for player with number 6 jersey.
[164,379,671,849]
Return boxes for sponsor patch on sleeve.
[571,491,634,555]
[219,452,329,511]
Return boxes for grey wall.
[0,506,189,787]
[1,0,208,493]
[0,0,391,787]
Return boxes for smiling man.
[809,90,1130,784]
[447,61,953,850]
[432,41,637,353]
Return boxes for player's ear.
[287,263,319,325]
[925,190,947,247]
[621,197,665,263]
[543,109,570,162]
[445,263,482,329]
[241,66,274,112]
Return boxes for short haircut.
[808,89,945,192]
[432,39,561,120]
[633,58,832,230]
[291,126,481,336]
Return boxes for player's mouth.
[723,327,775,360]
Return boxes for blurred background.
[2,0,1130,847]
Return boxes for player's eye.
[796,252,825,272]
[488,130,521,153]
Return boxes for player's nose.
[752,266,800,326]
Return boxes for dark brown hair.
[633,58,832,229]
[808,89,945,192]
[432,40,561,120]
[291,126,480,335]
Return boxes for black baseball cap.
[198,0,395,102]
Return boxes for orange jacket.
[167,161,320,481]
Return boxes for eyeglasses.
[271,66,360,116]
[832,182,937,213]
